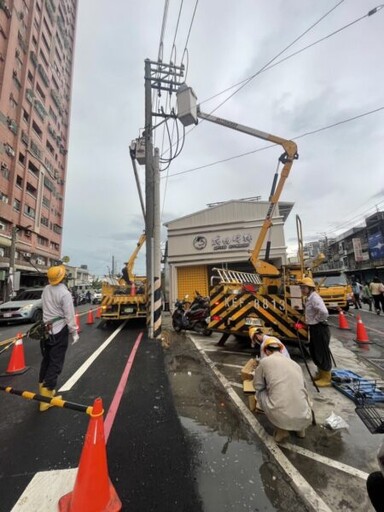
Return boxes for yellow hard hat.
[263,337,284,352]
[300,277,316,288]
[249,326,263,341]
[47,265,66,285]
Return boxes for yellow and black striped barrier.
[0,385,94,415]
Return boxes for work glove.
[72,332,80,345]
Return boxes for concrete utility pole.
[143,58,184,339]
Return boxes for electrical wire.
[164,105,384,179]
[199,4,384,108]
[161,2,383,159]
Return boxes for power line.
[164,105,384,179]
[199,4,384,108]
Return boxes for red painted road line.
[104,332,143,443]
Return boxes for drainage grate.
[365,358,384,372]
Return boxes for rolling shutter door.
[177,265,208,299]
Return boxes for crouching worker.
[249,327,290,359]
[253,339,312,443]
[39,265,79,412]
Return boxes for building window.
[0,192,9,203]
[37,236,49,246]
[13,199,21,211]
[28,160,39,177]
[32,35,37,47]
[26,182,37,197]
[9,94,18,109]
[24,204,36,219]
[18,152,26,165]
[22,109,30,122]
[41,216,49,227]
[42,196,50,208]
[1,163,10,180]
[16,175,23,188]
[32,120,42,138]
[27,70,34,83]
[46,139,54,155]
[36,82,46,102]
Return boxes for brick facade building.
[0,0,77,298]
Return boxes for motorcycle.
[172,292,212,336]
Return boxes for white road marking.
[59,321,127,392]
[191,335,332,512]
[203,348,253,356]
[216,362,244,369]
[11,468,77,511]
[283,443,369,480]
[229,381,243,389]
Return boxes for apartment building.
[0,0,77,297]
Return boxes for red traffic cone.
[338,311,350,330]
[131,282,136,297]
[96,307,102,319]
[6,334,29,375]
[355,314,371,344]
[75,314,82,333]
[58,398,122,512]
[86,309,94,325]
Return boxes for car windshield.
[318,275,348,287]
[13,290,43,301]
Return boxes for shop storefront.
[164,199,294,309]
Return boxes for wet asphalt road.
[0,304,383,511]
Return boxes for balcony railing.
[34,99,48,121]
[30,51,38,67]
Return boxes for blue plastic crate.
[331,369,384,404]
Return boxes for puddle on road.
[165,336,308,512]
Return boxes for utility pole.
[143,58,184,339]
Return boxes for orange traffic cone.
[58,398,122,512]
[338,311,350,330]
[6,334,29,375]
[96,307,102,319]
[75,314,82,333]
[86,309,94,325]
[131,282,136,297]
[355,314,371,344]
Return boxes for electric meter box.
[134,137,146,166]
[177,84,198,127]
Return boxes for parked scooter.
[172,292,212,336]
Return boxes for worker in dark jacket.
[39,265,78,412]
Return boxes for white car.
[92,291,102,304]
[0,288,44,324]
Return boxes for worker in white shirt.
[300,277,332,387]
[39,265,79,412]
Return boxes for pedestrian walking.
[39,265,79,412]
[369,277,384,315]
[351,278,363,309]
[300,277,332,387]
[253,339,312,443]
[366,439,384,511]
[361,282,373,312]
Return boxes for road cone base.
[1,366,30,377]
[58,480,122,512]
[354,339,372,344]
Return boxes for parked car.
[92,291,102,304]
[0,288,44,324]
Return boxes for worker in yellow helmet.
[300,277,332,387]
[253,339,312,443]
[38,265,79,412]
[249,327,290,359]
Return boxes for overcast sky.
[62,0,384,276]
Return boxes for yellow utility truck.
[313,271,352,312]
[194,110,308,345]
[101,233,148,321]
